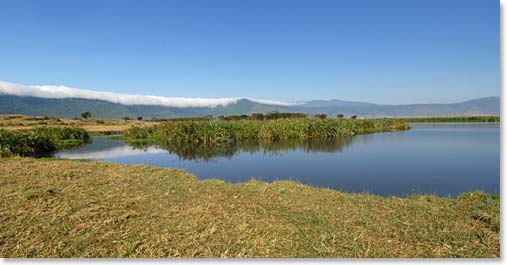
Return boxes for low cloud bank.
[0,81,301,108]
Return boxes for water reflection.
[58,136,354,161]
[129,137,354,162]
[55,137,158,159]
[59,145,167,159]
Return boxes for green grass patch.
[0,158,499,258]
[59,139,85,145]
[401,116,499,123]
[126,138,156,144]
[89,131,105,136]
[106,135,123,140]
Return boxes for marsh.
[56,122,499,197]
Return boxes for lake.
[56,123,500,197]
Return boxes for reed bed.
[0,127,91,157]
[124,118,409,145]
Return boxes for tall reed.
[124,118,409,146]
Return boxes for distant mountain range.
[0,94,499,119]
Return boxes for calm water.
[56,123,500,197]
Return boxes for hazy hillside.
[0,94,499,119]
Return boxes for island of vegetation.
[123,118,409,146]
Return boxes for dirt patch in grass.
[0,158,499,258]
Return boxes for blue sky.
[0,0,499,104]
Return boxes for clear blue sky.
[0,0,499,104]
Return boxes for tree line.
[79,111,359,122]
[149,112,360,122]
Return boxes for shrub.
[314,114,327,119]
[265,112,307,120]
[249,113,265,120]
[81,112,91,119]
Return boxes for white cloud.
[0,81,302,108]
[246,98,302,106]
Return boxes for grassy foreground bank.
[0,158,499,258]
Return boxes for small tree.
[224,115,241,121]
[336,114,344,119]
[250,113,265,120]
[137,116,143,121]
[265,110,280,120]
[121,116,131,123]
[81,111,91,119]
[314,114,327,119]
[350,115,357,120]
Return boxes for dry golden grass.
[0,114,159,133]
[0,158,499,258]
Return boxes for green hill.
[0,94,499,119]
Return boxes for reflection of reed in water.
[128,137,354,162]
